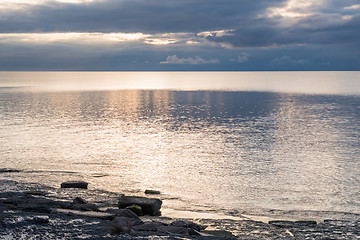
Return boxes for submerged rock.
[118,195,162,216]
[60,181,88,189]
[51,208,115,220]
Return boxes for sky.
[0,0,359,71]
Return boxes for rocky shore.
[1,176,360,239]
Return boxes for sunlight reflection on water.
[0,72,360,218]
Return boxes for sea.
[0,71,359,220]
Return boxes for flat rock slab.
[269,220,317,228]
[51,208,115,220]
[132,222,166,232]
[157,225,190,235]
[60,181,88,189]
[118,196,162,216]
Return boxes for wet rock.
[295,220,317,226]
[105,208,141,222]
[269,220,317,228]
[24,190,47,196]
[113,216,143,227]
[201,230,237,238]
[73,197,87,204]
[111,217,134,235]
[269,220,296,228]
[118,195,162,216]
[33,215,50,223]
[60,181,88,189]
[126,204,143,216]
[170,220,205,231]
[145,189,161,195]
[7,194,71,213]
[157,225,190,235]
[72,203,98,211]
[132,221,166,232]
[51,208,115,220]
[0,168,21,173]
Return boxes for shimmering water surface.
[0,71,359,218]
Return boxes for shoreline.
[1,178,360,239]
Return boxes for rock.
[72,197,96,210]
[111,218,133,235]
[132,222,166,232]
[33,215,50,223]
[72,203,98,211]
[157,225,190,235]
[269,220,294,228]
[73,197,87,204]
[295,220,317,226]
[269,220,317,228]
[201,230,236,238]
[145,189,161,195]
[113,216,142,227]
[0,168,21,173]
[105,208,141,221]
[170,220,204,231]
[118,196,162,216]
[126,204,143,216]
[51,208,115,220]
[60,181,88,189]
[24,190,47,196]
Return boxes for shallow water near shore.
[1,71,360,221]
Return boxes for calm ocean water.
[0,71,359,219]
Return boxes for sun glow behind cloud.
[0,0,99,3]
[0,32,204,46]
[0,32,148,43]
[266,0,324,18]
[0,0,99,11]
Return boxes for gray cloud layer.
[0,0,284,33]
[0,0,359,70]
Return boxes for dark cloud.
[0,0,359,70]
[0,0,285,33]
[205,13,360,48]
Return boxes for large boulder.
[118,196,162,216]
[60,181,88,189]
